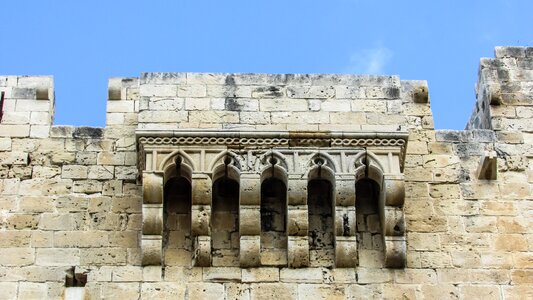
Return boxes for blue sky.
[1,1,531,129]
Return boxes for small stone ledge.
[50,126,104,139]
[495,46,532,58]
[435,130,495,143]
[140,72,401,87]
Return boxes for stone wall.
[0,47,531,299]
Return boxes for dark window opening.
[163,176,192,266]
[308,179,335,267]
[211,177,240,266]
[356,179,384,267]
[260,177,287,266]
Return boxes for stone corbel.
[382,175,406,268]
[239,174,261,267]
[141,172,164,266]
[191,171,212,267]
[334,177,357,267]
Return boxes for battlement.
[0,76,54,138]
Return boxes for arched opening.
[308,178,335,267]
[163,176,192,266]
[260,177,287,266]
[355,178,384,267]
[211,177,240,266]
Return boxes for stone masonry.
[0,46,532,299]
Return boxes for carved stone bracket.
[137,130,408,268]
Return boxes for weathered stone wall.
[0,47,531,299]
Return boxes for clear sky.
[1,1,531,129]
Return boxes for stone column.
[287,178,309,267]
[334,177,357,267]
[239,174,261,267]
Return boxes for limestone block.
[189,111,238,123]
[298,284,346,299]
[192,174,212,205]
[279,268,323,283]
[142,204,163,235]
[115,166,138,180]
[384,178,405,206]
[384,236,406,268]
[0,137,12,151]
[287,86,335,99]
[141,282,186,299]
[107,100,135,113]
[101,283,140,299]
[0,283,18,300]
[242,268,279,282]
[142,236,163,266]
[148,98,184,110]
[138,111,188,123]
[97,152,126,165]
[335,206,356,237]
[287,206,308,236]
[240,175,261,205]
[143,266,162,282]
[287,236,309,268]
[88,165,114,179]
[335,236,357,267]
[178,84,206,98]
[112,266,143,282]
[140,84,178,97]
[164,248,192,266]
[240,235,260,267]
[0,151,28,165]
[240,205,261,235]
[191,205,210,236]
[1,111,30,124]
[143,172,163,204]
[15,100,50,112]
[0,124,30,137]
[288,179,307,205]
[5,213,38,230]
[0,231,31,247]
[32,166,61,179]
[18,282,48,299]
[330,112,366,124]
[187,283,224,300]
[192,236,211,267]
[259,98,308,111]
[78,248,126,266]
[185,97,210,110]
[336,180,356,206]
[203,267,242,282]
[383,207,405,236]
[0,248,35,266]
[35,248,80,266]
[249,283,298,299]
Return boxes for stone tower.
[0,46,531,299]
